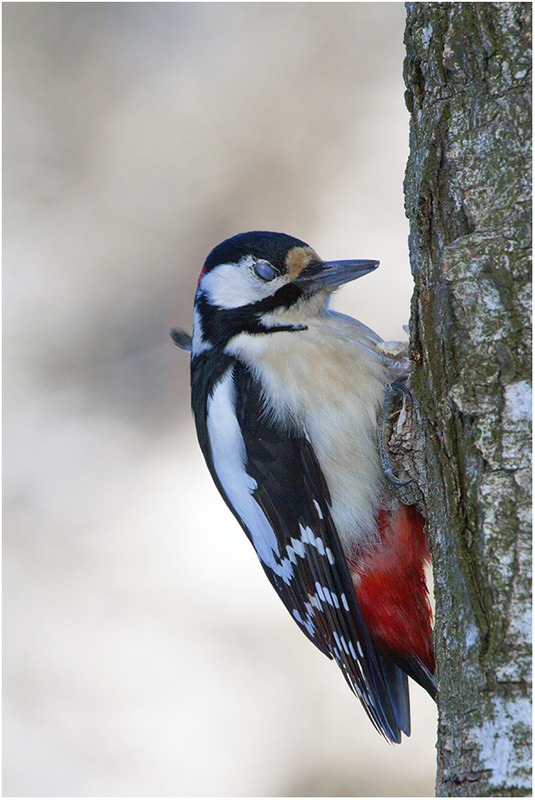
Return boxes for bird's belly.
[229,326,390,552]
[303,389,388,553]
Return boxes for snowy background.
[4,3,437,795]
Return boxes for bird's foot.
[376,339,411,378]
[380,380,412,486]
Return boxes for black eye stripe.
[253,260,278,282]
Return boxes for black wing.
[194,355,409,742]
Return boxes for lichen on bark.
[403,3,531,796]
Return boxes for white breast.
[227,311,392,552]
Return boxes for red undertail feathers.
[353,504,435,697]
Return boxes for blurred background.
[4,3,437,796]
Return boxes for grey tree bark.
[401,3,532,796]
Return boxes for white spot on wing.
[307,583,347,613]
[309,594,322,611]
[293,608,315,637]
[313,499,324,519]
[300,526,314,545]
[315,536,326,555]
[286,537,305,562]
[332,631,351,656]
[315,583,326,602]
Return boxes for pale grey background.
[4,3,437,795]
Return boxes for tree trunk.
[403,3,532,796]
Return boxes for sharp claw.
[384,469,412,487]
[389,378,413,402]
[380,380,413,486]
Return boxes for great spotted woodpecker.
[172,230,435,742]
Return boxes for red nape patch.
[197,265,207,286]
[353,505,434,674]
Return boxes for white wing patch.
[207,368,294,583]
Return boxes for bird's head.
[192,231,378,352]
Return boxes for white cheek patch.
[200,258,285,309]
[207,368,293,583]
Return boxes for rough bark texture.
[402,3,532,796]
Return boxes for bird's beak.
[295,259,379,290]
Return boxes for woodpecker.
[172,230,435,742]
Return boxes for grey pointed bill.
[296,259,379,290]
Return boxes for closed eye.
[253,260,278,282]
